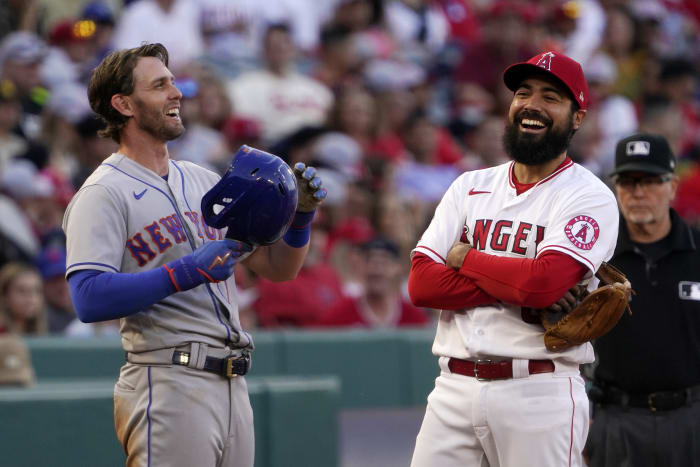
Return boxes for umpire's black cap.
[610,133,676,176]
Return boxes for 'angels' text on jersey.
[465,219,546,255]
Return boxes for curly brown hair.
[87,43,170,143]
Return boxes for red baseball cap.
[503,51,589,110]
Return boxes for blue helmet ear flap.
[201,146,298,246]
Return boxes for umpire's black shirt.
[594,209,700,393]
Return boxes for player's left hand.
[293,162,327,212]
[446,241,472,269]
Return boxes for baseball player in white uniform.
[408,52,619,466]
[63,44,325,467]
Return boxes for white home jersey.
[63,153,251,353]
[414,159,618,364]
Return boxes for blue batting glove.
[164,239,252,291]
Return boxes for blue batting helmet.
[201,146,298,246]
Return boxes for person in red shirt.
[254,227,344,327]
[317,236,429,328]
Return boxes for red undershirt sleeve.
[458,248,589,308]
[408,252,497,310]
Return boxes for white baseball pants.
[411,358,589,467]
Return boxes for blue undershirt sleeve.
[68,268,177,323]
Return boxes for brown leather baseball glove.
[540,262,633,352]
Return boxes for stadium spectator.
[637,95,685,159]
[460,114,509,170]
[0,79,26,171]
[79,0,116,64]
[392,109,461,204]
[35,243,75,334]
[674,163,700,228]
[328,0,395,64]
[0,31,48,140]
[0,0,40,40]
[327,83,394,158]
[0,192,38,267]
[548,0,606,65]
[599,5,648,101]
[40,83,92,177]
[371,191,424,273]
[199,0,264,68]
[40,19,93,89]
[1,158,66,242]
[453,1,538,96]
[317,236,429,328]
[111,0,205,71]
[655,58,700,159]
[255,226,344,327]
[190,65,234,131]
[0,262,47,335]
[227,23,333,145]
[384,0,450,65]
[313,24,363,91]
[580,51,638,177]
[221,116,263,157]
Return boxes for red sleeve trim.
[458,249,588,308]
[408,253,496,310]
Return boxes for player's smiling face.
[509,77,574,134]
[503,75,586,165]
[129,56,185,141]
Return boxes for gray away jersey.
[63,153,251,353]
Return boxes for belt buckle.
[225,353,249,378]
[474,359,493,381]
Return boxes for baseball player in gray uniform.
[62,43,325,467]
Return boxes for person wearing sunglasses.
[585,133,700,467]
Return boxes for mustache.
[517,110,552,126]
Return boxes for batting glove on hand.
[293,162,327,212]
[164,239,252,292]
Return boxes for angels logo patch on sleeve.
[564,215,600,250]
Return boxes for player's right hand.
[191,239,252,282]
[446,241,472,269]
[164,240,252,292]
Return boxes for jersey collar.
[508,156,574,192]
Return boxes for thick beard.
[503,115,574,166]
[133,98,185,141]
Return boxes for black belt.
[593,383,700,412]
[172,351,250,378]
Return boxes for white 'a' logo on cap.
[626,141,651,156]
[535,52,555,71]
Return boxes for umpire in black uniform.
[585,133,700,466]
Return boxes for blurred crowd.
[0,0,699,338]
